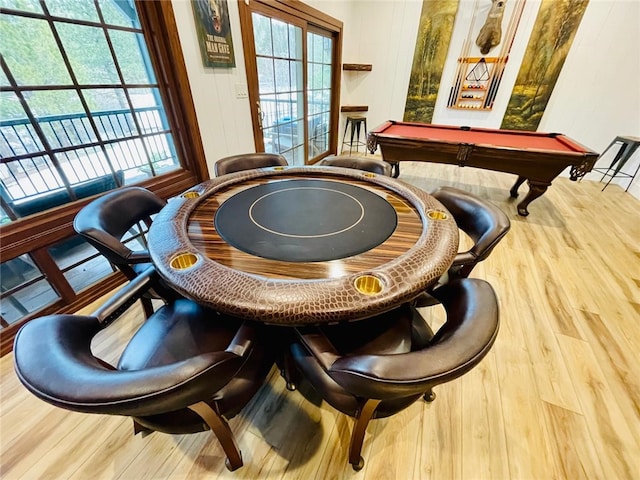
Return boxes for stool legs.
[350,121,357,152]
[595,137,640,192]
[341,117,368,156]
[342,121,350,153]
[593,137,640,192]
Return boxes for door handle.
[256,101,264,130]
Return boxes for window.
[0,0,206,354]
[0,0,178,222]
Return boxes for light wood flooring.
[1,162,639,479]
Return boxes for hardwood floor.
[1,162,639,479]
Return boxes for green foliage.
[403,94,438,123]
[0,0,151,118]
[405,0,459,123]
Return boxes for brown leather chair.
[432,186,510,279]
[414,187,510,307]
[74,186,178,317]
[13,267,275,471]
[214,153,288,176]
[289,278,499,470]
[319,154,392,176]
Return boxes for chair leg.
[423,389,436,402]
[141,297,154,319]
[280,350,298,391]
[189,401,243,471]
[349,398,381,471]
[132,419,152,436]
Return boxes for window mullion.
[38,1,120,191]
[94,0,157,176]
[0,56,69,192]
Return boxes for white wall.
[539,0,640,197]
[172,0,640,198]
[171,0,255,176]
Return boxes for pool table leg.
[510,176,548,216]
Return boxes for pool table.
[367,121,599,216]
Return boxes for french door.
[239,1,342,165]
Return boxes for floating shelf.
[340,105,369,112]
[342,64,372,71]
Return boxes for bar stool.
[341,116,367,155]
[593,136,640,191]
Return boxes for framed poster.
[191,0,235,68]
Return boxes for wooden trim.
[135,1,209,183]
[266,0,343,30]
[0,273,125,357]
[0,170,197,260]
[238,2,270,152]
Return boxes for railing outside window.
[1,106,178,222]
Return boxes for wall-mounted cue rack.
[447,56,508,110]
[447,0,526,112]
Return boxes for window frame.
[0,1,208,355]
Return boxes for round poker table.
[148,166,459,325]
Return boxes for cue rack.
[448,0,526,111]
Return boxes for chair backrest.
[214,153,288,176]
[325,278,499,399]
[13,266,274,471]
[431,186,510,278]
[73,186,166,277]
[291,277,499,470]
[319,155,392,176]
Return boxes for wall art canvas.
[501,0,589,130]
[191,0,235,68]
[404,0,460,123]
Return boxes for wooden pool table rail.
[367,121,599,216]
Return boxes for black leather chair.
[73,186,177,317]
[214,153,288,176]
[319,155,392,176]
[290,278,499,470]
[13,267,275,471]
[414,187,510,307]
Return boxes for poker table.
[148,166,459,325]
[367,120,599,216]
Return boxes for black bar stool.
[341,116,367,155]
[593,136,640,192]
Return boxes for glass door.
[306,29,333,160]
[252,12,306,164]
[240,2,340,165]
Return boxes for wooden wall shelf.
[342,64,372,71]
[340,105,369,112]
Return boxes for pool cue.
[485,0,525,108]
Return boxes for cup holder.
[170,252,199,270]
[427,209,448,221]
[354,275,384,295]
